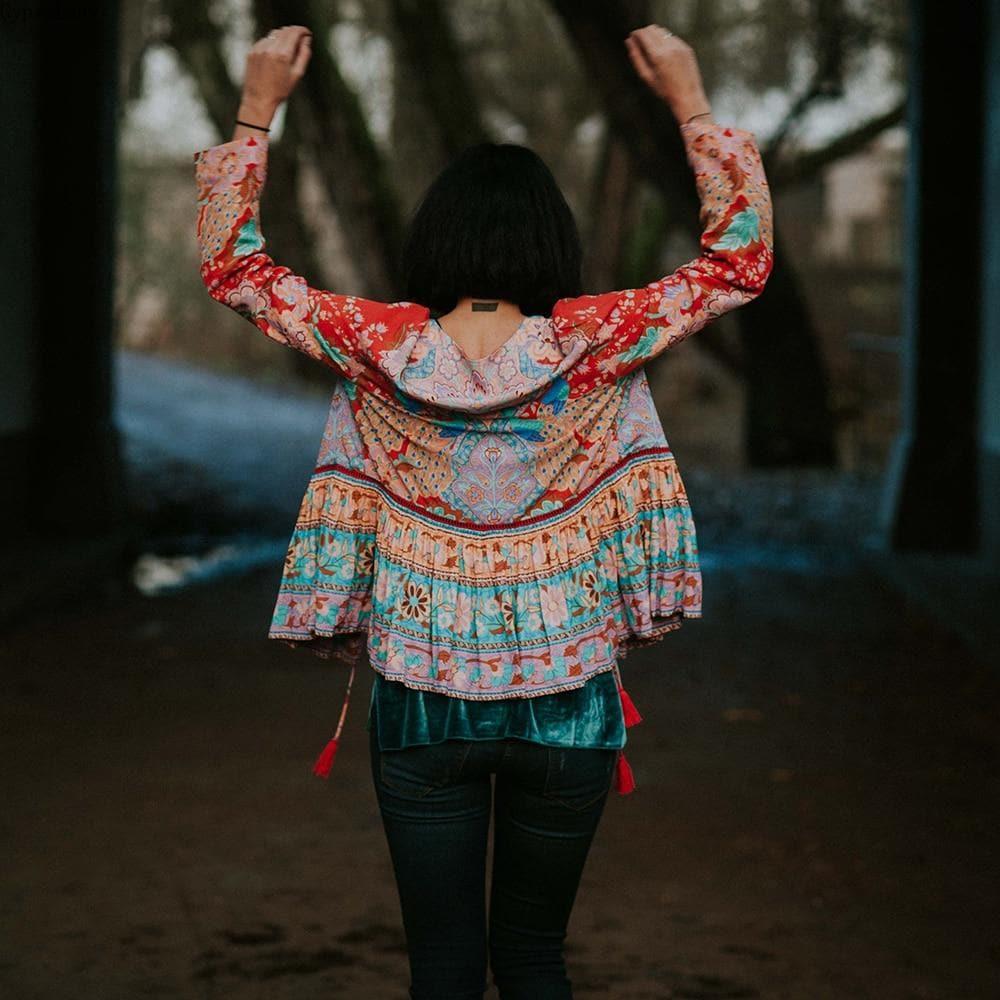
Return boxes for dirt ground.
[2,544,997,1000]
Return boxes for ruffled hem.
[266,466,379,665]
[267,449,702,694]
[358,607,702,699]
[363,448,701,697]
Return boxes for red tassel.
[614,749,636,795]
[618,684,643,727]
[312,737,340,779]
[311,664,356,780]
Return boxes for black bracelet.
[235,118,271,133]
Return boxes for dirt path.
[2,549,996,999]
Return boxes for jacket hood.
[375,311,591,415]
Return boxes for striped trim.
[374,505,696,585]
[312,444,675,536]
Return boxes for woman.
[194,21,772,999]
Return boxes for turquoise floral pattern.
[711,206,760,250]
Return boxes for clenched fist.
[625,25,713,125]
[238,24,313,126]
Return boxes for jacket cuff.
[677,119,762,175]
[193,134,269,202]
[678,119,756,142]
[192,133,269,169]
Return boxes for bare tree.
[546,0,904,467]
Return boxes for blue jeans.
[369,723,617,999]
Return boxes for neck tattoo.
[470,300,500,312]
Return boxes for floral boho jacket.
[193,119,774,790]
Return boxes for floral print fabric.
[193,120,773,702]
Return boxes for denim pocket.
[378,739,472,799]
[541,746,616,812]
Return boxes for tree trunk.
[740,228,837,466]
[584,129,638,291]
[387,0,490,157]
[268,0,405,297]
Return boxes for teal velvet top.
[366,670,626,751]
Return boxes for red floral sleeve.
[193,134,421,384]
[553,121,774,386]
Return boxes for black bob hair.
[398,141,583,318]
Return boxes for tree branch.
[768,100,906,189]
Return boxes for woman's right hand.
[240,25,313,121]
[625,24,713,125]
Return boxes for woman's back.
[431,299,533,363]
[194,118,772,781]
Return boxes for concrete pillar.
[0,1,125,533]
[881,0,988,554]
[0,2,41,522]
[980,0,1000,564]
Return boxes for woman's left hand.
[240,25,313,121]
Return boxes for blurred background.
[2,1,998,997]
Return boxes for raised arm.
[554,26,773,383]
[194,25,422,386]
